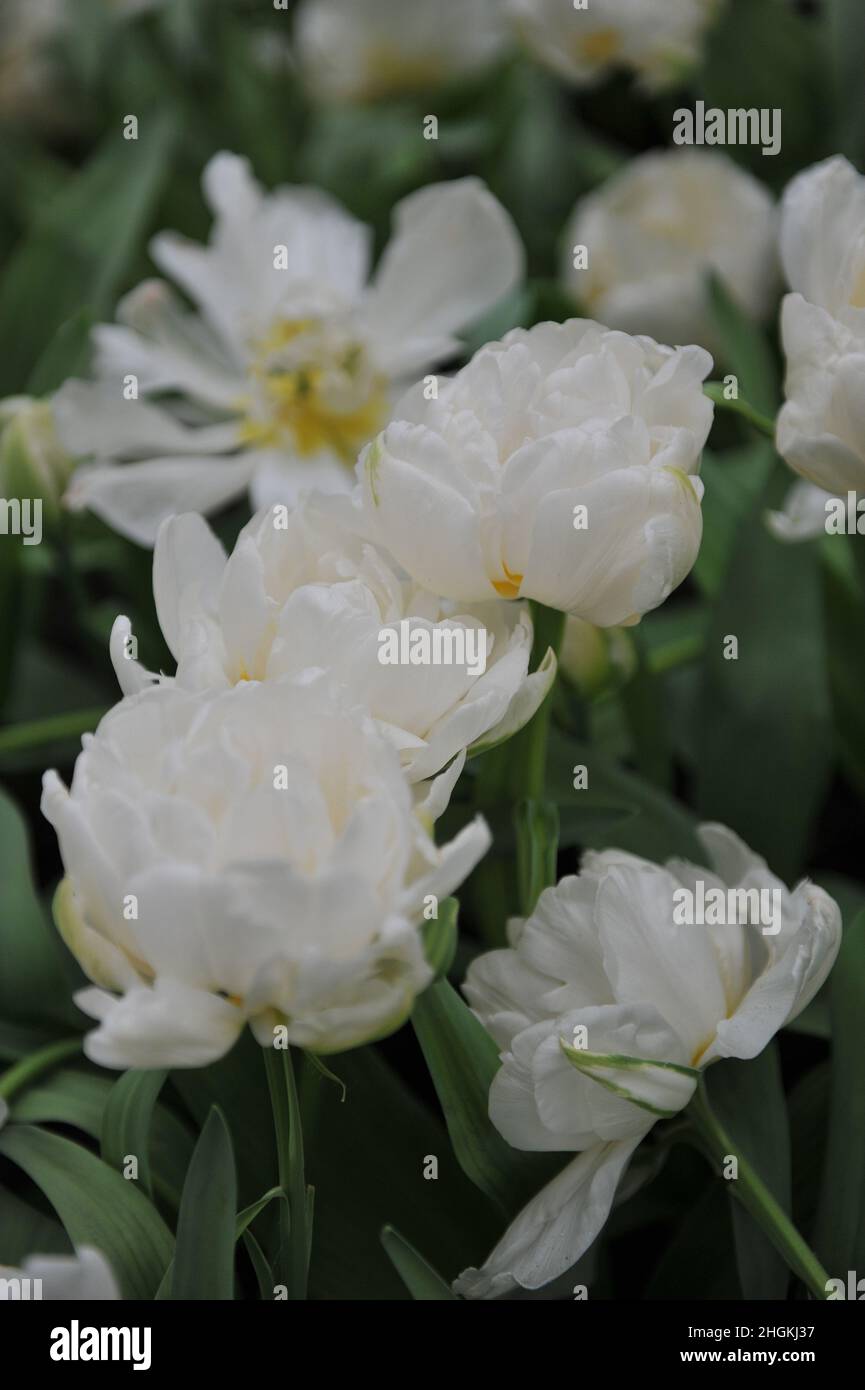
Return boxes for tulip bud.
[0,396,74,530]
[559,616,636,698]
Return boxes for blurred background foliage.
[1,0,864,1300]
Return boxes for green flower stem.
[648,633,704,676]
[703,382,776,439]
[0,707,106,756]
[263,1045,309,1300]
[519,602,566,800]
[0,1037,82,1103]
[687,1080,830,1300]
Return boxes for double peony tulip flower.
[42,677,491,1067]
[456,826,841,1298]
[508,0,720,92]
[563,150,777,354]
[777,156,865,498]
[295,0,506,103]
[355,318,712,624]
[110,499,555,783]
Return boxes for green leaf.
[172,1106,237,1301]
[304,1046,500,1299]
[0,1020,64,1063]
[26,309,94,397]
[701,0,831,186]
[157,1186,283,1302]
[816,908,865,1276]
[412,979,565,1218]
[705,273,779,417]
[705,1046,792,1298]
[12,1068,112,1138]
[169,1030,276,1208]
[421,896,459,982]
[0,1184,71,1265]
[645,1183,740,1299]
[696,461,833,881]
[692,445,774,598]
[547,728,703,863]
[827,0,865,165]
[380,1226,457,1300]
[789,1063,830,1239]
[0,523,22,710]
[0,1123,173,1298]
[101,1069,167,1199]
[0,112,177,395]
[242,1228,275,1301]
[0,786,80,1028]
[619,625,672,790]
[236,1187,285,1240]
[822,543,865,800]
[515,799,559,917]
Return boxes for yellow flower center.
[363,44,447,98]
[238,317,387,464]
[576,28,621,66]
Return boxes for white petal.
[53,379,240,461]
[766,479,833,543]
[154,513,227,660]
[109,615,162,696]
[365,178,523,373]
[79,979,245,1070]
[453,1136,647,1298]
[65,456,254,547]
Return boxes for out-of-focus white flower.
[54,154,523,546]
[563,151,777,352]
[353,318,712,624]
[295,0,506,103]
[0,0,161,127]
[42,677,490,1067]
[455,825,841,1298]
[776,157,865,496]
[766,478,834,543]
[507,0,720,91]
[0,1247,120,1300]
[110,501,556,783]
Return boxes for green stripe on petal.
[560,1041,699,1119]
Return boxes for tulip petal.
[453,1135,647,1298]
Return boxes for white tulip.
[54,154,523,546]
[0,0,160,128]
[353,318,712,624]
[42,677,491,1067]
[507,0,720,91]
[110,500,556,783]
[0,1246,120,1300]
[776,157,865,495]
[563,151,777,352]
[455,824,841,1298]
[295,0,506,103]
